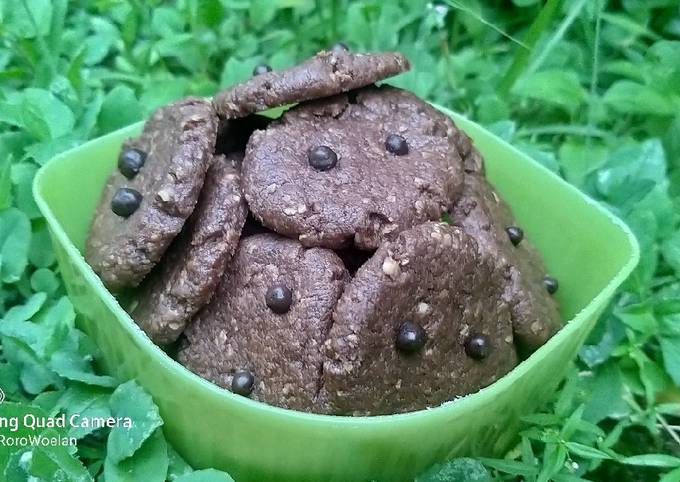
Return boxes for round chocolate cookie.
[452,159,561,351]
[86,97,218,290]
[321,222,517,415]
[131,153,248,345]
[213,50,409,119]
[177,234,349,412]
[242,86,464,249]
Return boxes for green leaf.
[11,162,41,219]
[603,80,676,116]
[661,467,680,482]
[564,442,612,460]
[104,429,168,482]
[662,229,680,274]
[537,443,567,482]
[0,362,22,400]
[512,70,587,113]
[595,139,667,208]
[174,469,235,482]
[98,86,143,134]
[21,88,76,140]
[167,446,193,481]
[107,381,164,463]
[558,141,608,188]
[139,79,188,115]
[83,19,119,66]
[2,0,53,39]
[21,438,93,482]
[616,304,658,335]
[580,362,630,423]
[3,291,47,322]
[249,0,279,29]
[56,384,113,439]
[24,135,82,165]
[30,268,59,295]
[497,0,561,93]
[0,402,68,471]
[622,454,680,468]
[0,157,12,210]
[219,57,260,88]
[49,350,118,387]
[660,336,680,386]
[416,458,491,482]
[29,221,56,268]
[479,457,538,476]
[0,207,31,283]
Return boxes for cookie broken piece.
[242,86,464,250]
[131,153,248,345]
[321,222,517,416]
[213,50,410,118]
[178,234,349,412]
[86,97,218,291]
[452,153,561,351]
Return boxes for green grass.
[0,0,679,480]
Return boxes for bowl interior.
[33,106,639,482]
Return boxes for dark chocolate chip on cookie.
[452,160,561,351]
[178,234,349,412]
[86,97,218,291]
[321,222,516,415]
[214,50,410,119]
[242,86,465,250]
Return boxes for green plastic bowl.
[33,106,639,482]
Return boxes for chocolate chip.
[118,148,146,179]
[464,334,490,360]
[265,284,293,314]
[331,42,350,52]
[395,321,426,354]
[308,146,338,171]
[111,188,142,217]
[544,276,559,295]
[253,63,272,76]
[505,226,524,246]
[385,134,408,155]
[231,370,255,396]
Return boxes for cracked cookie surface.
[452,147,561,351]
[131,152,248,345]
[178,233,348,412]
[242,86,465,249]
[213,50,409,118]
[86,97,218,290]
[321,222,517,415]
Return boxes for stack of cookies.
[86,49,561,416]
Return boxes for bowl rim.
[33,105,640,426]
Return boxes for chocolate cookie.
[131,153,248,345]
[86,97,218,290]
[242,86,464,249]
[452,152,561,351]
[321,222,517,415]
[177,234,348,412]
[213,50,409,118]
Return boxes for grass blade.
[526,0,588,76]
[444,0,529,49]
[498,0,561,95]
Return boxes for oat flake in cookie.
[321,222,517,416]
[242,86,464,250]
[131,153,248,345]
[178,234,348,412]
[213,50,410,118]
[86,97,218,291]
